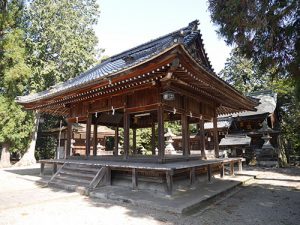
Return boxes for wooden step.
[54,174,91,185]
[59,170,96,179]
[65,163,102,169]
[63,165,100,173]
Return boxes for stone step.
[49,181,89,195]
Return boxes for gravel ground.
[0,165,299,225]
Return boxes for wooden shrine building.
[16,21,258,194]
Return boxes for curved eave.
[177,44,258,113]
[17,43,181,108]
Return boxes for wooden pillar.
[190,167,196,186]
[230,161,235,176]
[53,163,57,175]
[93,120,98,156]
[166,170,174,195]
[133,128,137,155]
[66,122,72,158]
[123,111,130,159]
[213,116,219,158]
[40,162,45,176]
[199,117,206,159]
[106,167,111,185]
[132,168,138,190]
[220,162,224,178]
[157,106,165,162]
[114,127,119,156]
[181,113,189,156]
[151,118,156,155]
[207,164,212,182]
[86,114,92,157]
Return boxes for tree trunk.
[0,142,11,168]
[278,135,288,167]
[14,113,40,167]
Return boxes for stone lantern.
[164,128,177,155]
[258,119,275,157]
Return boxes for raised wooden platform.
[40,157,244,195]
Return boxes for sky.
[95,0,232,73]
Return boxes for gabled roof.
[16,21,258,117]
[17,20,213,104]
[219,90,277,118]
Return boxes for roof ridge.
[104,20,199,62]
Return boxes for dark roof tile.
[17,20,213,103]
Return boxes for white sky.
[95,0,232,73]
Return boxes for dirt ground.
[0,165,299,225]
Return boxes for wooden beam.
[213,116,219,158]
[86,114,92,157]
[123,111,130,159]
[133,128,137,155]
[66,122,72,158]
[124,103,160,114]
[114,126,119,156]
[157,106,165,162]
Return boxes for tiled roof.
[17,20,212,104]
[219,134,251,146]
[219,90,277,118]
[204,118,233,130]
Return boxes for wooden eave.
[20,44,257,117]
[174,45,258,114]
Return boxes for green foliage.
[25,0,101,91]
[0,96,34,153]
[220,48,270,94]
[220,48,300,156]
[35,115,64,159]
[35,135,56,160]
[273,79,300,155]
[0,0,34,153]
[208,0,300,98]
[23,0,101,158]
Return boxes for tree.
[208,0,300,99]
[15,0,101,165]
[219,48,300,166]
[220,48,270,93]
[0,0,33,167]
[26,0,100,90]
